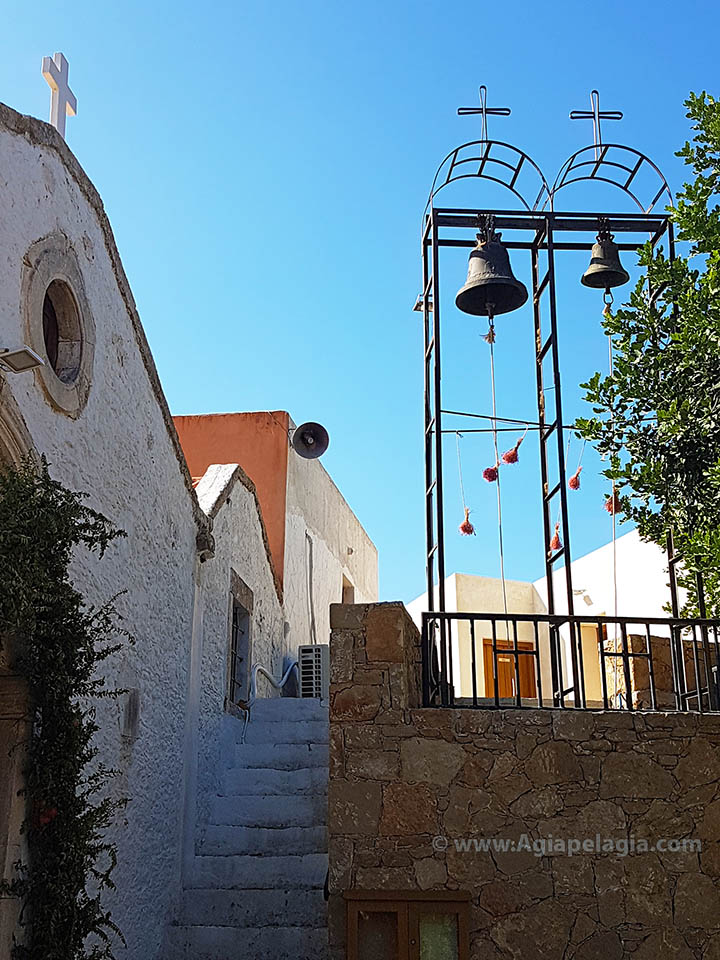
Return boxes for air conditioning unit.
[298,644,329,700]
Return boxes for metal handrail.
[422,611,720,715]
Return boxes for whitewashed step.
[223,765,328,797]
[249,697,328,721]
[167,923,328,960]
[182,888,327,927]
[188,853,327,890]
[231,742,329,770]
[211,794,326,828]
[239,719,329,745]
[200,824,327,856]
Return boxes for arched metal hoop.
[425,140,551,216]
[547,143,673,213]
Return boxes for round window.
[41,280,83,384]
[23,233,95,417]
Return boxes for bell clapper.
[603,288,614,321]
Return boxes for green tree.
[0,457,128,959]
[577,92,720,617]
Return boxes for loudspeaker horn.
[291,422,330,459]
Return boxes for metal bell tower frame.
[420,89,675,704]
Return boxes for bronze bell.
[581,227,630,291]
[455,231,528,317]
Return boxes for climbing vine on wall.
[0,457,130,959]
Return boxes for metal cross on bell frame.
[457,85,511,142]
[570,89,623,159]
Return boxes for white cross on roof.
[42,52,77,139]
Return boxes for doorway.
[483,638,537,699]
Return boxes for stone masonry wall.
[328,602,720,960]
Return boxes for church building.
[0,100,376,959]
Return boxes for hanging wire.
[486,315,510,636]
[455,431,467,511]
[604,289,621,704]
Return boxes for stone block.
[333,684,382,722]
[675,738,720,788]
[330,631,355,683]
[346,749,399,782]
[490,898,575,960]
[380,782,437,836]
[329,724,344,780]
[328,837,353,892]
[366,604,407,663]
[355,866,416,889]
[574,930,622,960]
[553,710,597,742]
[400,737,466,786]
[414,856,447,890]
[410,709,457,741]
[632,929,694,960]
[525,739,583,786]
[456,750,494,787]
[343,725,384,752]
[330,603,369,631]
[328,779,382,835]
[599,751,675,799]
[674,873,720,929]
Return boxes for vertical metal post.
[546,218,579,704]
[532,238,555,615]
[422,216,435,610]
[532,234,562,705]
[696,573,717,709]
[666,529,686,710]
[431,211,446,614]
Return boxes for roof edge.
[195,462,283,604]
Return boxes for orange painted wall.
[174,412,290,587]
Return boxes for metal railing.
[421,612,720,713]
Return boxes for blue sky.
[1,0,718,604]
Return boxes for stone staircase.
[169,698,329,959]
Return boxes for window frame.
[225,570,254,713]
[344,890,470,960]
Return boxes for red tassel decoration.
[502,436,524,464]
[569,466,582,490]
[604,491,622,515]
[549,523,562,551]
[459,507,475,536]
[483,465,498,483]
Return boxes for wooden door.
[483,639,537,699]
